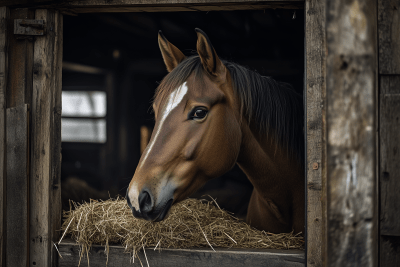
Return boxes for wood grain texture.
[30,9,62,267]
[0,7,8,267]
[380,76,400,237]
[305,1,325,267]
[59,240,305,267]
[6,105,29,267]
[50,11,63,267]
[326,0,377,266]
[380,235,400,267]
[61,4,302,13]
[0,0,303,9]
[0,0,304,12]
[6,8,34,108]
[0,0,57,7]
[378,0,400,74]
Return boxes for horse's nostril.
[138,190,153,213]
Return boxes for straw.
[60,197,303,264]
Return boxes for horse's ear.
[195,28,225,76]
[158,30,186,72]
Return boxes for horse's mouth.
[131,198,173,222]
[153,199,174,222]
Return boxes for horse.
[126,28,304,234]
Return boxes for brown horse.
[126,29,304,234]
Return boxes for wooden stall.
[378,1,400,266]
[1,0,397,266]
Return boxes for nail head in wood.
[313,162,319,170]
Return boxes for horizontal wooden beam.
[59,239,305,267]
[0,0,57,7]
[0,0,304,12]
[63,62,107,75]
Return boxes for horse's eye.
[189,107,208,121]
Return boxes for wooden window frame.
[0,0,379,266]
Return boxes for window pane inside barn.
[61,91,107,143]
[61,118,106,143]
[61,10,304,221]
[62,91,106,117]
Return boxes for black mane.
[154,55,304,164]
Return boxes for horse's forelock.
[154,56,204,113]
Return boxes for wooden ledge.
[0,0,304,12]
[59,239,305,267]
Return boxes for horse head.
[126,29,243,222]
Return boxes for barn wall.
[4,8,35,267]
[6,1,387,266]
[378,1,400,266]
[0,7,63,267]
[325,0,377,266]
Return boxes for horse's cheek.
[201,113,240,177]
[224,121,242,166]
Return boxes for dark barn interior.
[60,9,304,219]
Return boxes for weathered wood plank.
[62,61,106,75]
[305,0,325,267]
[379,76,400,267]
[65,3,303,13]
[0,7,8,267]
[378,0,400,74]
[380,235,400,267]
[4,8,35,267]
[0,0,304,10]
[380,76,400,237]
[62,0,303,5]
[30,9,62,267]
[325,0,377,266]
[6,8,34,108]
[6,105,29,267]
[59,240,305,267]
[50,11,63,267]
[0,0,57,7]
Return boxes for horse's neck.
[236,122,303,197]
[237,122,305,233]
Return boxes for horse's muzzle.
[126,189,173,222]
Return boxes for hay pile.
[59,197,303,261]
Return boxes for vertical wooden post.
[30,9,62,267]
[379,76,400,267]
[6,105,29,267]
[0,7,8,267]
[378,1,400,266]
[325,0,377,266]
[51,9,63,267]
[305,1,326,267]
[4,7,35,267]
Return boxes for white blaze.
[139,82,189,169]
[128,82,188,210]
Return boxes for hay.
[59,197,303,263]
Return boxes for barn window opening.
[61,91,107,143]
